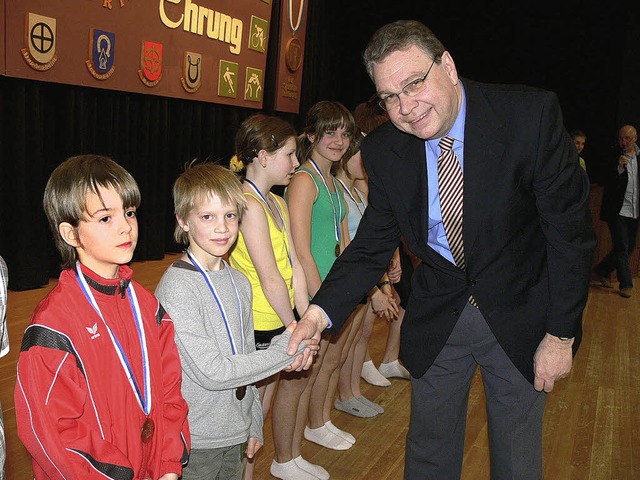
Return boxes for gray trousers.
[405,303,546,479]
[182,444,245,480]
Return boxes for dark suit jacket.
[312,79,595,384]
[600,149,640,222]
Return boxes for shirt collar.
[427,82,466,148]
[448,83,466,144]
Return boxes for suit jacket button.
[453,308,460,316]
[468,279,476,286]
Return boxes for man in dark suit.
[288,20,594,478]
[595,125,639,298]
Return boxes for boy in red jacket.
[15,155,190,480]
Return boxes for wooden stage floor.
[2,253,638,479]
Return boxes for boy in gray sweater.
[156,163,310,480]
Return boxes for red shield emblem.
[138,41,163,86]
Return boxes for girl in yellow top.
[229,115,324,480]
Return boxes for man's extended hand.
[286,305,328,370]
[533,333,574,392]
[283,320,319,371]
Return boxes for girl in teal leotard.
[286,101,364,457]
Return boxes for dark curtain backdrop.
[1,0,638,290]
[302,0,639,183]
[0,75,263,290]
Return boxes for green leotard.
[289,166,346,281]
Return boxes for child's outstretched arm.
[156,282,307,391]
[15,325,135,479]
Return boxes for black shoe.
[620,288,632,298]
[594,273,612,288]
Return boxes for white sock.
[304,425,352,450]
[361,360,391,386]
[379,359,411,379]
[271,459,318,480]
[325,420,356,444]
[294,455,330,480]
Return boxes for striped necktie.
[437,136,478,307]
[437,136,465,268]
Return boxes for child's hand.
[371,289,399,321]
[245,437,262,459]
[157,474,179,480]
[387,256,402,283]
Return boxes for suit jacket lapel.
[388,128,459,271]
[462,80,506,264]
[389,132,431,259]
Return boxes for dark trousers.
[405,303,546,480]
[596,215,639,289]
[182,444,245,480]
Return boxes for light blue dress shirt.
[425,85,467,264]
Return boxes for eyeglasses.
[378,58,437,111]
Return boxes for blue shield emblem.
[91,29,115,74]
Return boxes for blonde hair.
[43,154,140,270]
[172,162,247,245]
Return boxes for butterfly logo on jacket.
[86,323,101,340]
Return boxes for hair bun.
[229,155,244,172]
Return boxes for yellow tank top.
[230,192,294,331]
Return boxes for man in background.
[596,125,639,298]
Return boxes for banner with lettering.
[273,0,308,113]
[2,0,273,108]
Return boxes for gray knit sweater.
[155,259,302,449]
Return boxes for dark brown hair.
[43,155,140,269]
[363,20,446,80]
[297,100,356,164]
[234,114,297,169]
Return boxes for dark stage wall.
[1,0,638,290]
